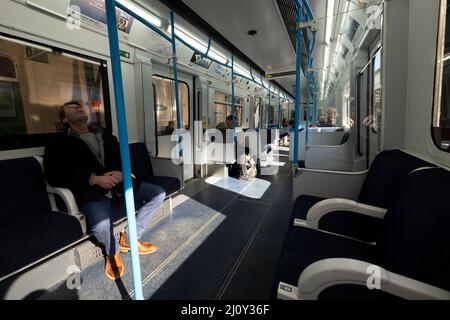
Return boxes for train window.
[269,105,274,126]
[372,48,382,137]
[433,0,450,153]
[281,103,289,124]
[342,82,352,128]
[0,34,110,151]
[214,91,243,127]
[262,103,275,128]
[152,75,189,136]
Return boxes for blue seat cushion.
[143,176,181,196]
[129,142,181,196]
[273,227,398,300]
[292,195,381,242]
[292,195,325,219]
[378,168,450,291]
[0,158,50,227]
[129,142,154,179]
[1,212,83,278]
[358,150,434,208]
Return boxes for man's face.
[63,104,88,124]
[226,118,233,128]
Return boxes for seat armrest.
[47,186,86,234]
[277,258,450,300]
[295,198,387,229]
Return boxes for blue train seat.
[0,157,83,279]
[111,142,181,222]
[129,142,181,197]
[275,168,450,299]
[293,149,435,241]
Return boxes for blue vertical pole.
[170,12,183,161]
[294,0,303,165]
[104,0,143,300]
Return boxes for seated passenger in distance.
[216,114,233,130]
[215,114,233,141]
[44,101,166,281]
[279,118,289,138]
[164,120,175,135]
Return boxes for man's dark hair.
[59,101,83,122]
[226,115,233,122]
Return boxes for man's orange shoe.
[119,231,158,255]
[105,252,124,281]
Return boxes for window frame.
[0,32,112,151]
[342,81,351,128]
[213,90,244,127]
[370,47,382,135]
[152,74,190,134]
[152,74,190,158]
[432,0,450,153]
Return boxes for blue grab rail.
[104,0,143,300]
[294,0,316,166]
[293,0,303,165]
[205,36,212,56]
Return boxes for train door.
[148,64,194,182]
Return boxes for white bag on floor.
[238,154,257,180]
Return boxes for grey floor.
[41,147,293,300]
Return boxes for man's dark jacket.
[44,128,135,205]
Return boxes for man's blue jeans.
[80,182,166,256]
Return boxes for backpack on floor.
[238,154,258,180]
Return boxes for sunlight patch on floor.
[205,176,271,199]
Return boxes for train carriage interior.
[0,0,449,301]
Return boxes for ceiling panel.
[178,0,328,97]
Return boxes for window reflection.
[0,36,107,144]
[214,91,243,127]
[152,75,189,136]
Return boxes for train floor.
[40,146,293,300]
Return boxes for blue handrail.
[118,0,284,99]
[305,25,316,145]
[205,36,212,56]
[293,0,303,165]
[293,0,316,164]
[105,0,143,300]
[305,56,312,144]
